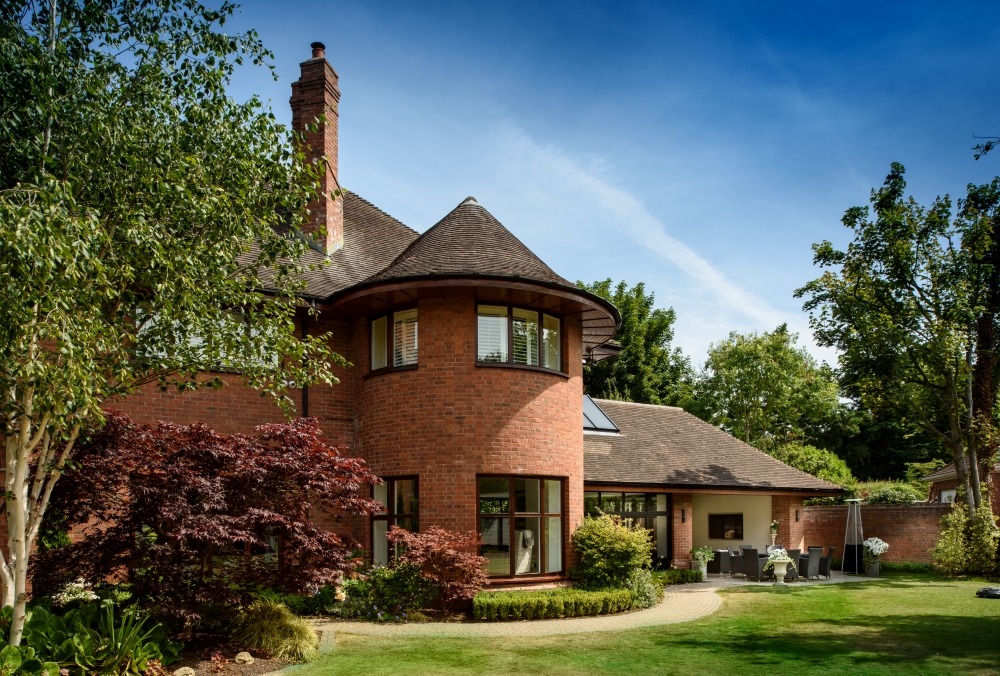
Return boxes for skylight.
[583,395,619,433]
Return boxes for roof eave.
[583,480,844,496]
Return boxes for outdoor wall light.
[681,509,686,523]
[796,509,799,522]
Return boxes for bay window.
[477,305,561,371]
[371,477,419,565]
[479,476,563,576]
[371,309,418,372]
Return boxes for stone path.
[312,571,881,639]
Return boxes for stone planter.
[771,560,790,585]
[866,561,880,577]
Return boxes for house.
[116,44,841,583]
[923,462,1000,518]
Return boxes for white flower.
[863,537,889,557]
[52,578,99,606]
[763,547,793,570]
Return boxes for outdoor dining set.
[706,545,836,582]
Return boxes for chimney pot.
[310,42,326,59]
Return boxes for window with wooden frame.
[478,476,564,577]
[370,308,418,373]
[708,513,743,540]
[476,304,562,372]
[583,491,672,564]
[371,477,419,565]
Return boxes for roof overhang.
[584,481,844,497]
[324,274,621,352]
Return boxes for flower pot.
[866,561,879,577]
[771,560,789,585]
[692,560,708,578]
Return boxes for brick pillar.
[771,495,805,551]
[289,41,343,253]
[671,493,693,569]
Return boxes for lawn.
[291,574,1000,676]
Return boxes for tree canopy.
[0,0,338,641]
[579,279,692,405]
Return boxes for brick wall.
[802,504,951,563]
[771,496,806,551]
[671,493,693,568]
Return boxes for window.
[476,305,561,371]
[479,476,563,576]
[708,513,743,540]
[584,491,671,564]
[371,477,419,565]
[940,489,956,504]
[370,309,418,372]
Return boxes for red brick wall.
[671,493,693,569]
[802,504,951,563]
[352,294,584,575]
[771,496,806,551]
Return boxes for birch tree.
[0,0,340,644]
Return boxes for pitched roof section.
[584,399,842,494]
[922,462,957,482]
[295,191,419,298]
[362,197,575,288]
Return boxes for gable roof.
[583,399,842,494]
[361,197,574,288]
[295,191,419,298]
[922,462,957,482]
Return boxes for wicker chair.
[819,547,836,579]
[799,546,822,580]
[745,548,771,582]
[783,549,801,582]
[708,550,731,575]
[728,547,745,578]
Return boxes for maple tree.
[32,412,380,624]
[386,526,489,612]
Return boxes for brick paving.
[313,572,879,638]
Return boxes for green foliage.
[933,503,999,577]
[905,459,946,485]
[472,588,639,621]
[769,443,855,487]
[341,564,439,622]
[651,569,704,586]
[879,561,933,574]
[257,586,340,617]
[682,325,841,451]
[570,515,653,589]
[579,280,693,405]
[689,547,715,566]
[857,481,926,504]
[624,569,662,609]
[232,601,318,663]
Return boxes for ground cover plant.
[293,573,1000,675]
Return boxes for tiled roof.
[294,191,419,298]
[583,399,843,494]
[362,197,575,288]
[922,462,957,482]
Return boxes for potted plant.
[690,546,715,577]
[770,520,779,535]
[763,548,794,585]
[862,537,888,577]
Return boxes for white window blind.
[371,316,388,370]
[393,309,418,366]
[512,308,539,366]
[542,314,560,370]
[477,306,508,362]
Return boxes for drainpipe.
[301,301,315,418]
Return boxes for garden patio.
[296,572,1000,675]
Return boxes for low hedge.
[880,561,933,574]
[473,588,639,621]
[653,568,703,586]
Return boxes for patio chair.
[728,547,745,578]
[708,550,730,575]
[819,547,836,580]
[783,549,800,582]
[744,548,771,582]
[740,545,754,555]
[799,546,822,580]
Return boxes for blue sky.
[226,0,1000,365]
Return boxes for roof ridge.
[592,398,683,411]
[344,190,418,237]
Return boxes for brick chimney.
[290,41,343,254]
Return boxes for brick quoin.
[802,504,951,564]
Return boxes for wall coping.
[804,503,951,511]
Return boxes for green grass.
[294,574,1000,675]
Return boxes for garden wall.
[802,504,951,563]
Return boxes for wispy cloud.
[496,125,786,328]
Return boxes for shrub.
[387,527,489,612]
[879,561,932,574]
[257,585,340,617]
[341,563,439,622]
[570,515,653,589]
[472,588,639,621]
[232,601,319,663]
[625,569,662,608]
[769,443,855,487]
[858,481,926,505]
[652,568,703,586]
[33,414,382,623]
[933,503,999,577]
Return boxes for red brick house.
[114,44,841,584]
[923,462,1000,518]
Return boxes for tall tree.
[0,0,338,642]
[579,279,692,405]
[796,163,984,519]
[683,325,840,450]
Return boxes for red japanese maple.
[386,526,489,611]
[32,411,381,622]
